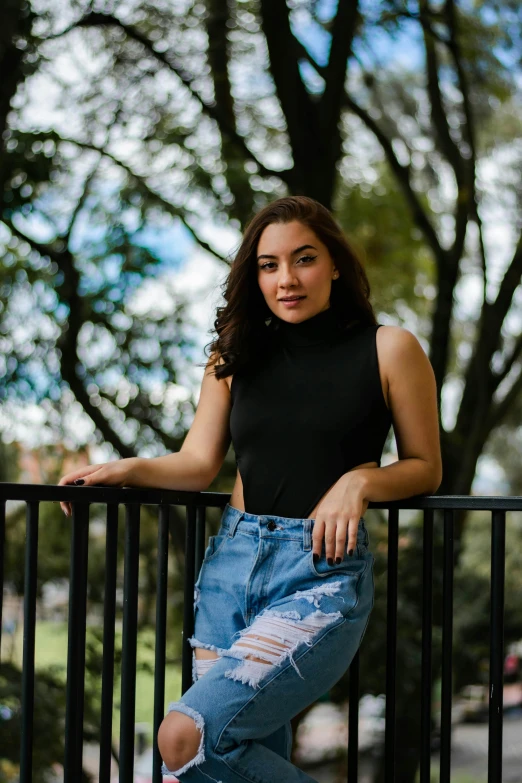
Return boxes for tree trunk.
[0,0,35,205]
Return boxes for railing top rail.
[1,482,522,510]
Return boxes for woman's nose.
[278,267,299,284]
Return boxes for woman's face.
[256,220,338,322]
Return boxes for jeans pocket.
[307,518,369,578]
[202,533,230,563]
[308,547,369,578]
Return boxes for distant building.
[13,442,91,484]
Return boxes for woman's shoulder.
[376,324,421,349]
[375,325,429,381]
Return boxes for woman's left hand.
[312,463,376,563]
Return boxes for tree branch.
[319,0,359,168]
[419,0,464,177]
[3,218,65,264]
[99,390,185,454]
[491,332,522,391]
[63,157,102,245]
[2,217,147,457]
[205,0,256,226]
[444,0,487,295]
[258,0,323,193]
[51,11,283,185]
[454,232,522,448]
[56,135,230,264]
[341,93,443,264]
[482,234,522,358]
[487,363,522,435]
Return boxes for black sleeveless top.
[229,306,392,518]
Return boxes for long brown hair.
[204,195,377,380]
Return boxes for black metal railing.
[0,484,514,782]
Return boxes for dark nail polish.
[335,557,342,564]
[327,557,333,566]
[313,553,319,563]
[348,549,354,556]
[74,479,84,485]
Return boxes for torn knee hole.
[160,706,206,778]
[193,647,220,679]
[194,649,219,660]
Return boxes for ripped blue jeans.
[161,502,375,782]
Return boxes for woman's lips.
[280,296,306,308]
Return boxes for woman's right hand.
[58,457,140,517]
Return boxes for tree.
[2,1,522,780]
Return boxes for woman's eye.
[259,256,316,271]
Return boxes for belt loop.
[228,509,243,538]
[303,519,312,551]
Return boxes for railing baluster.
[153,503,170,783]
[0,500,5,663]
[420,509,434,783]
[439,508,454,781]
[347,646,360,782]
[384,507,399,783]
[119,502,141,782]
[99,503,119,783]
[488,508,506,783]
[182,503,198,695]
[195,504,207,578]
[20,500,39,783]
[64,500,90,781]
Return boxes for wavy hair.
[203,195,377,380]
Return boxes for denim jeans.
[161,502,375,782]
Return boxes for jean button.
[267,520,277,531]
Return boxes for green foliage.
[0,660,76,783]
[335,161,435,327]
[2,131,62,218]
[453,510,522,692]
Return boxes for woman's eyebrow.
[257,244,317,261]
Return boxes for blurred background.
[1,0,522,781]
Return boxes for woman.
[59,196,442,781]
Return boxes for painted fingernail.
[313,553,319,563]
[348,549,354,556]
[335,557,342,564]
[327,557,333,566]
[74,479,84,485]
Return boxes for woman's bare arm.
[347,326,443,502]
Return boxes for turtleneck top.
[229,306,392,519]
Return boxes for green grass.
[414,771,488,783]
[452,777,488,783]
[7,620,182,744]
